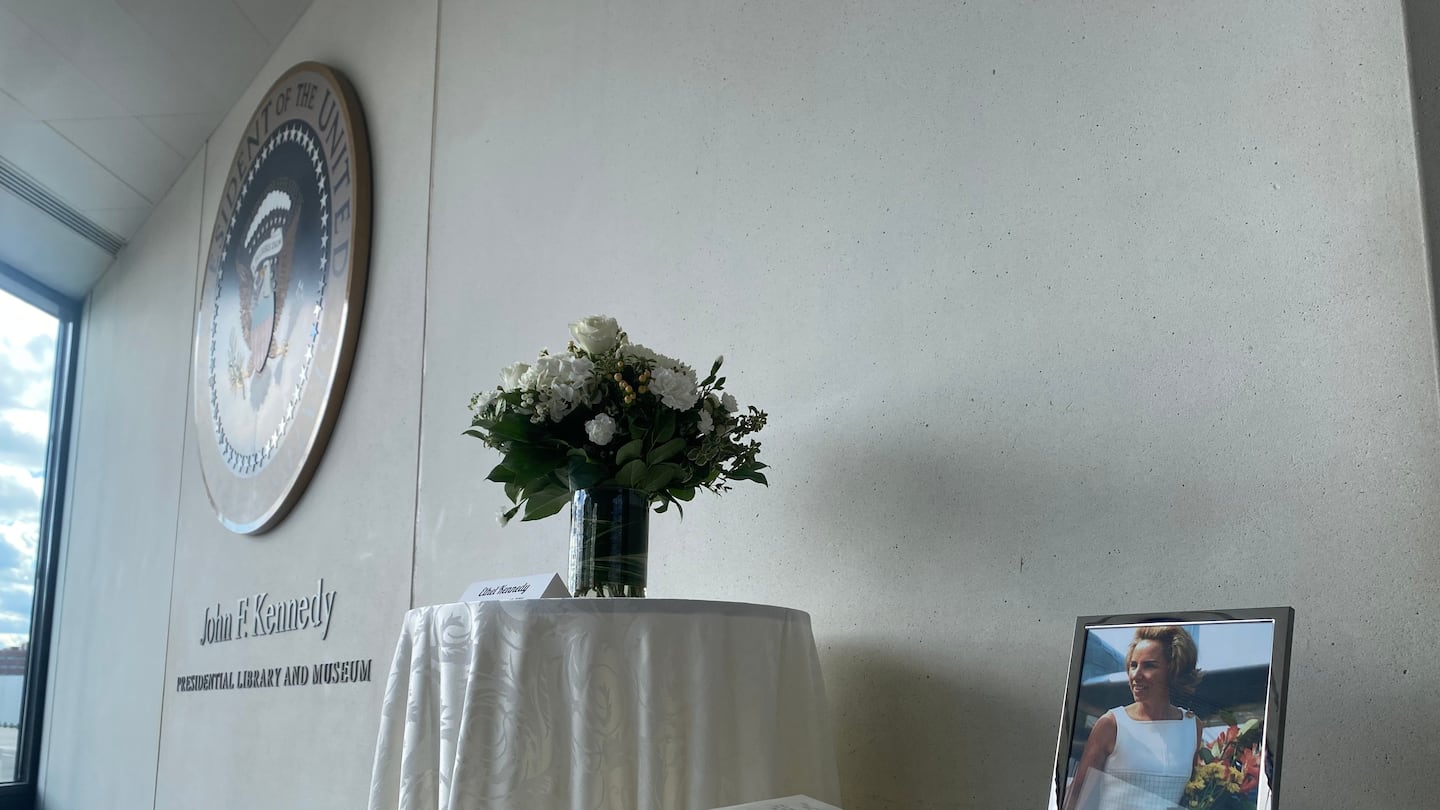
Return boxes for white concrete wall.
[151,0,438,808]
[40,156,201,808]
[42,0,1440,808]
[41,0,437,807]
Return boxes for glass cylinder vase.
[568,487,649,597]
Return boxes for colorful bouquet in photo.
[1182,718,1263,810]
[466,315,768,524]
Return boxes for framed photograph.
[1048,608,1294,810]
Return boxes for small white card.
[460,573,570,602]
[711,797,843,810]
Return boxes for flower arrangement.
[1182,718,1263,810]
[466,316,768,524]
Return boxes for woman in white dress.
[1063,626,1203,810]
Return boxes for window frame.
[0,260,81,807]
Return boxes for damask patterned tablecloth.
[367,599,841,810]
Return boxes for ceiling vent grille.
[0,156,126,256]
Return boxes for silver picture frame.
[1048,608,1294,810]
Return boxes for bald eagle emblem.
[235,178,301,379]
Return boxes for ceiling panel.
[1,0,143,63]
[0,0,313,296]
[50,117,186,203]
[0,122,148,210]
[3,0,217,116]
[139,112,221,161]
[233,0,313,48]
[0,8,127,120]
[117,0,270,102]
[94,59,218,119]
[0,92,36,127]
[0,185,113,298]
[80,206,150,240]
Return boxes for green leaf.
[501,445,565,480]
[567,455,606,490]
[615,438,645,466]
[614,459,648,488]
[640,463,682,492]
[521,485,571,521]
[486,463,517,483]
[499,505,521,525]
[654,408,676,444]
[670,486,696,502]
[463,428,489,440]
[503,481,522,503]
[488,413,536,443]
[646,437,687,465]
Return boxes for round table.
[367,599,840,810]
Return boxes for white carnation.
[569,315,622,356]
[622,343,688,373]
[696,409,714,435]
[721,392,738,413]
[649,365,699,410]
[585,413,618,445]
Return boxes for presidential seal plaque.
[192,62,371,534]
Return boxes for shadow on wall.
[1404,0,1440,370]
[786,399,1267,595]
[826,640,1049,810]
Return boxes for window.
[0,261,78,806]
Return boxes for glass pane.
[0,287,58,782]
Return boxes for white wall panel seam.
[407,0,447,613]
[1398,6,1440,416]
[147,139,208,810]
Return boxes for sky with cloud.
[0,289,57,651]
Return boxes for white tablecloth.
[368,599,841,810]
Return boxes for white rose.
[721,392,738,413]
[585,413,618,445]
[696,409,714,435]
[649,366,699,410]
[500,362,530,391]
[569,315,622,356]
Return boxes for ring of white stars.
[206,120,332,478]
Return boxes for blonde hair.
[1125,625,1203,698]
